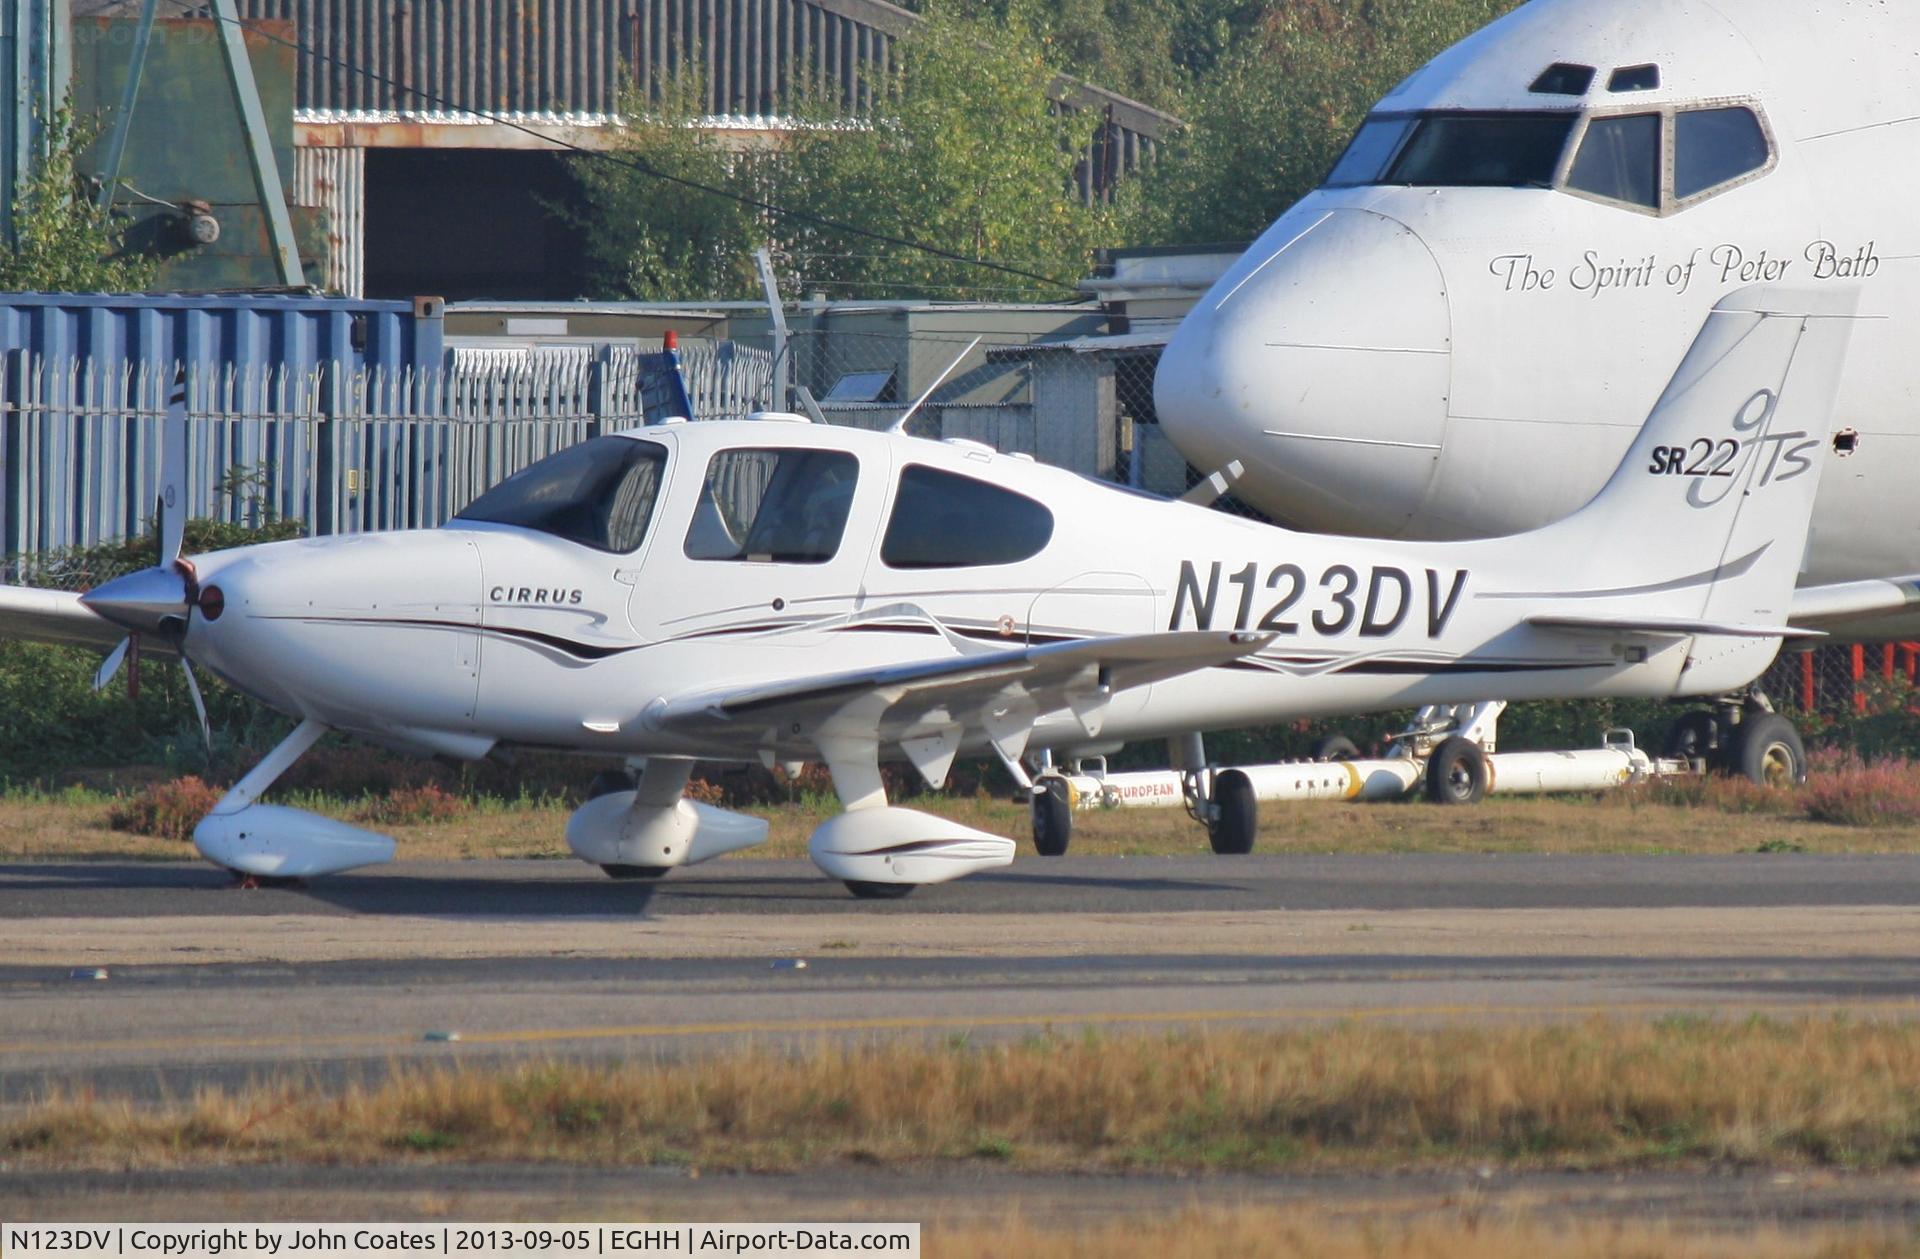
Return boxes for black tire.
[587,769,636,800]
[1207,769,1258,855]
[1032,778,1073,857]
[1732,713,1807,788]
[1663,711,1724,764]
[845,880,915,900]
[1425,736,1489,806]
[1313,735,1360,762]
[601,864,670,880]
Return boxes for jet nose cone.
[80,564,192,637]
[1156,207,1451,536]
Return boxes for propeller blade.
[93,637,131,692]
[181,658,211,756]
[158,366,188,566]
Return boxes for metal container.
[0,291,444,374]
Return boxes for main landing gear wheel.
[587,769,671,880]
[601,864,670,880]
[1032,778,1073,857]
[1425,736,1489,806]
[1663,710,1725,764]
[1207,769,1258,855]
[845,880,916,900]
[1313,734,1360,762]
[1733,713,1808,788]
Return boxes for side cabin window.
[880,465,1054,569]
[1674,106,1771,201]
[684,447,859,564]
[1566,112,1661,209]
[455,436,666,554]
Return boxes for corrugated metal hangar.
[5,0,1178,298]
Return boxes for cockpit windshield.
[1325,111,1576,188]
[1325,103,1773,213]
[456,436,667,553]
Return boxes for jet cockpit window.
[1324,117,1414,187]
[1607,64,1660,93]
[684,447,859,564]
[1381,112,1577,188]
[1674,106,1771,200]
[1566,113,1661,208]
[1529,63,1595,96]
[880,465,1054,569]
[455,436,666,554]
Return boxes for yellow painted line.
[2,998,1918,1060]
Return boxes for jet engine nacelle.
[564,791,768,868]
[808,806,1015,886]
[194,804,397,878]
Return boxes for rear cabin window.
[880,465,1054,569]
[1566,113,1661,208]
[1382,112,1576,188]
[1674,107,1771,200]
[685,448,859,564]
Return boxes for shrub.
[1803,753,1920,827]
[357,784,470,827]
[107,776,224,842]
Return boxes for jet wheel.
[1032,778,1073,857]
[1425,736,1489,806]
[845,880,916,900]
[1313,735,1360,762]
[1663,711,1724,765]
[1207,769,1258,855]
[1732,713,1807,788]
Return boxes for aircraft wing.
[647,630,1272,765]
[0,584,133,653]
[1788,576,1920,627]
[1529,614,1821,639]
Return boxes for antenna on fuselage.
[889,337,982,436]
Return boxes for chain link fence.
[1766,642,1920,718]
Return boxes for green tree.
[1132,0,1525,245]
[567,74,769,302]
[570,3,1120,302]
[1,100,157,292]
[779,2,1118,299]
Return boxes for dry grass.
[11,1018,1920,1173]
[14,784,1920,863]
[929,1209,1915,1259]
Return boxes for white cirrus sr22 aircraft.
[1156,0,1920,645]
[0,289,1856,896]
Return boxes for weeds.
[13,1017,1920,1173]
[1804,753,1920,827]
[105,776,224,842]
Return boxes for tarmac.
[5,853,1920,1228]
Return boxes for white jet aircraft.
[1155,0,1920,652]
[0,290,1854,895]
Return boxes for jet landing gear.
[1025,734,1266,858]
[1174,734,1259,856]
[1662,693,1808,787]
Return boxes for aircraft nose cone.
[80,564,192,638]
[1156,207,1451,536]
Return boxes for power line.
[163,0,1082,293]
